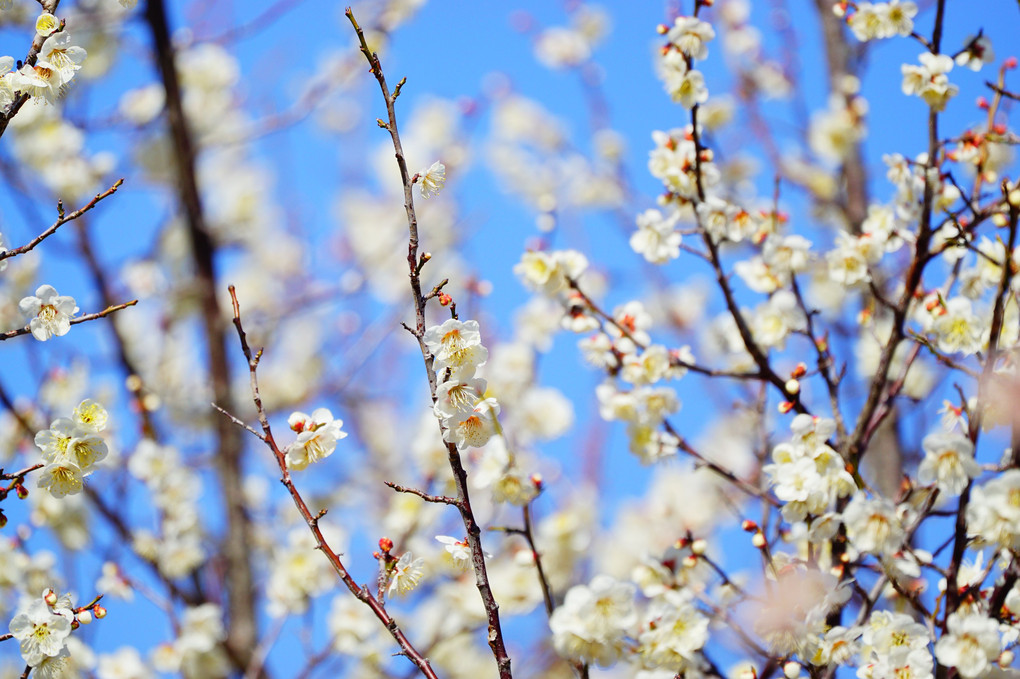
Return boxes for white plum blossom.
[423,318,489,379]
[932,298,985,355]
[901,53,958,111]
[418,160,446,199]
[9,596,73,666]
[436,535,472,568]
[636,590,709,670]
[284,408,347,471]
[630,208,681,264]
[966,470,1020,550]
[917,432,980,496]
[934,613,1001,679]
[667,17,715,60]
[514,249,589,296]
[19,285,78,341]
[549,575,637,666]
[842,492,905,555]
[387,552,425,597]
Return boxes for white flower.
[666,68,709,109]
[39,32,87,85]
[637,590,709,670]
[630,208,681,264]
[37,461,84,497]
[667,17,715,60]
[917,432,980,496]
[35,13,59,37]
[443,396,501,449]
[901,53,958,111]
[934,613,1000,678]
[19,285,78,341]
[549,575,637,666]
[73,399,109,433]
[436,535,472,568]
[423,318,489,380]
[967,470,1020,550]
[514,249,589,296]
[284,408,347,471]
[418,160,446,199]
[842,492,904,555]
[387,552,425,596]
[932,297,984,355]
[9,597,72,666]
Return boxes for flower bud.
[93,605,107,619]
[784,662,801,679]
[378,537,393,553]
[751,531,766,548]
[691,538,707,555]
[785,379,800,396]
[778,401,795,414]
[43,589,58,606]
[77,609,93,625]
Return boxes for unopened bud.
[784,661,802,679]
[438,292,452,306]
[43,589,58,606]
[656,23,669,34]
[741,519,758,532]
[778,401,795,414]
[93,605,107,619]
[378,537,393,553]
[15,483,28,500]
[77,609,93,625]
[791,363,807,379]
[691,538,707,555]
[751,531,766,548]
[1004,56,1018,70]
[530,473,544,491]
[682,555,698,568]
[977,96,990,110]
[785,379,800,396]
[999,650,1015,667]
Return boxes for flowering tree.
[0,0,1019,678]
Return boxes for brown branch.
[385,481,460,506]
[144,0,258,669]
[0,180,123,264]
[0,300,138,342]
[223,286,440,679]
[345,8,513,678]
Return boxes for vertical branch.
[143,0,258,671]
[812,0,869,232]
[345,9,513,679]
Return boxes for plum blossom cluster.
[0,13,87,108]
[549,572,710,672]
[656,16,713,109]
[424,318,499,450]
[33,399,108,498]
[284,408,347,471]
[127,440,206,579]
[845,1,917,41]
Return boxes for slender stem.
[345,8,513,678]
